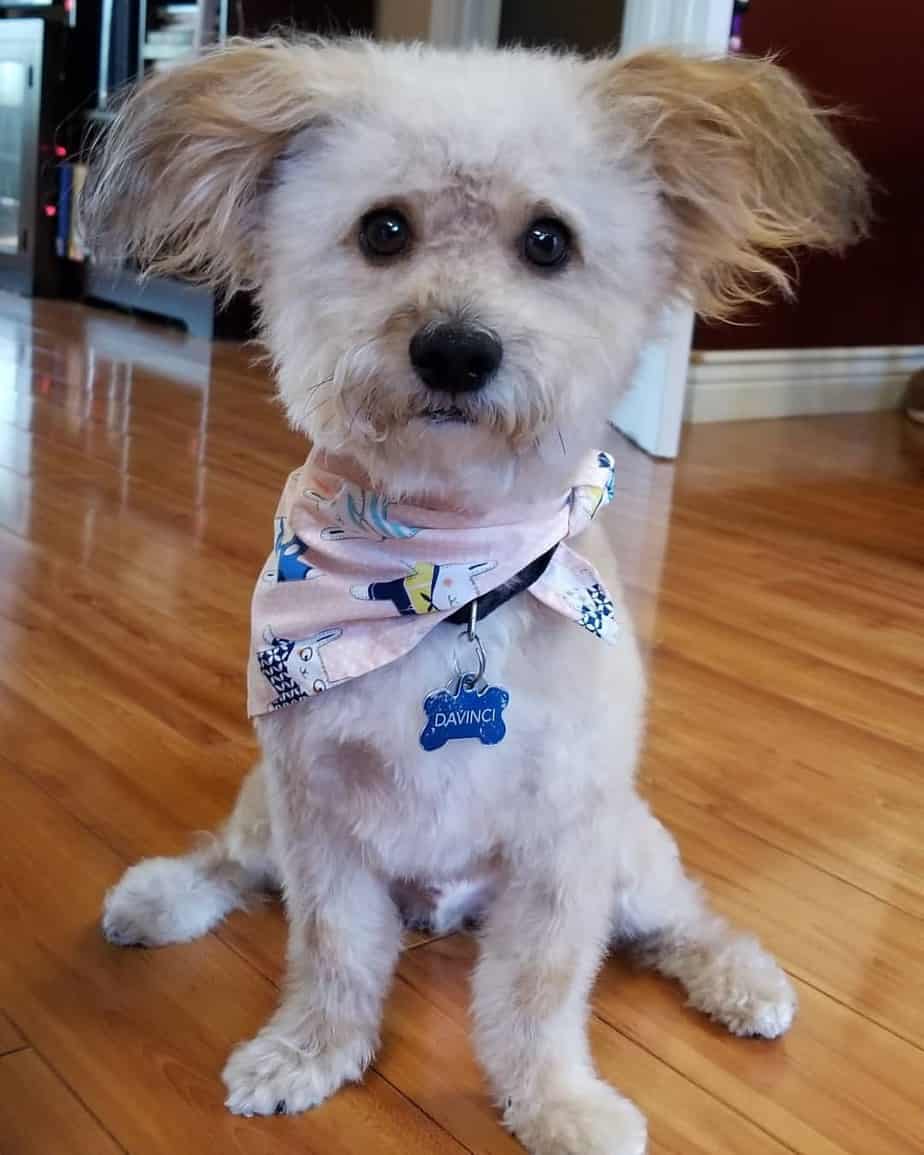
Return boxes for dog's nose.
[409,323,503,393]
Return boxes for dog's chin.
[312,404,531,506]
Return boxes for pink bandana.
[248,450,618,716]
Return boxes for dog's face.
[258,49,677,501]
[82,40,867,503]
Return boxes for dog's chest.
[259,594,641,877]
[274,624,526,873]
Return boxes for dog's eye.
[522,218,571,269]
[360,208,410,259]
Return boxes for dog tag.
[420,676,509,751]
[422,598,508,751]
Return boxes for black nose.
[409,323,503,393]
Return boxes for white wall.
[611,0,734,457]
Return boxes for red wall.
[695,0,924,351]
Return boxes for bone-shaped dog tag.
[420,677,509,751]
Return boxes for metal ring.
[452,628,487,687]
[468,598,479,642]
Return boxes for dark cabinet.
[0,18,64,296]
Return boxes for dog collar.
[248,450,619,717]
[444,545,557,626]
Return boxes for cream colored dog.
[83,38,867,1155]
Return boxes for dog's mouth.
[420,404,474,425]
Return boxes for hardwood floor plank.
[671,498,923,604]
[0,687,246,864]
[660,527,924,695]
[699,485,924,566]
[0,528,253,745]
[0,463,263,610]
[654,600,923,754]
[0,1049,125,1155]
[0,1012,25,1056]
[644,649,924,917]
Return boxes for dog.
[82,37,867,1155]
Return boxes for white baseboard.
[686,345,924,423]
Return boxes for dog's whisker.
[345,402,363,441]
[305,373,335,396]
[303,392,336,421]
[300,375,336,416]
[533,330,607,347]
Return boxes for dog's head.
[82,38,867,503]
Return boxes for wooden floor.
[0,295,922,1154]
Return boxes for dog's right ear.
[80,37,367,292]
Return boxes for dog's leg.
[222,772,402,1117]
[102,764,277,947]
[612,799,796,1039]
[473,831,647,1155]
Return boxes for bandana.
[248,450,619,717]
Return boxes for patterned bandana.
[248,450,619,717]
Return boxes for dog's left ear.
[590,50,870,318]
[80,37,369,292]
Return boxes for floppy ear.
[80,36,367,292]
[591,50,870,318]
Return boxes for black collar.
[445,545,557,626]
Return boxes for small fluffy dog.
[83,37,867,1155]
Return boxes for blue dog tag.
[420,678,510,751]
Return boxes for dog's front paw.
[222,1031,371,1116]
[506,1081,647,1155]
